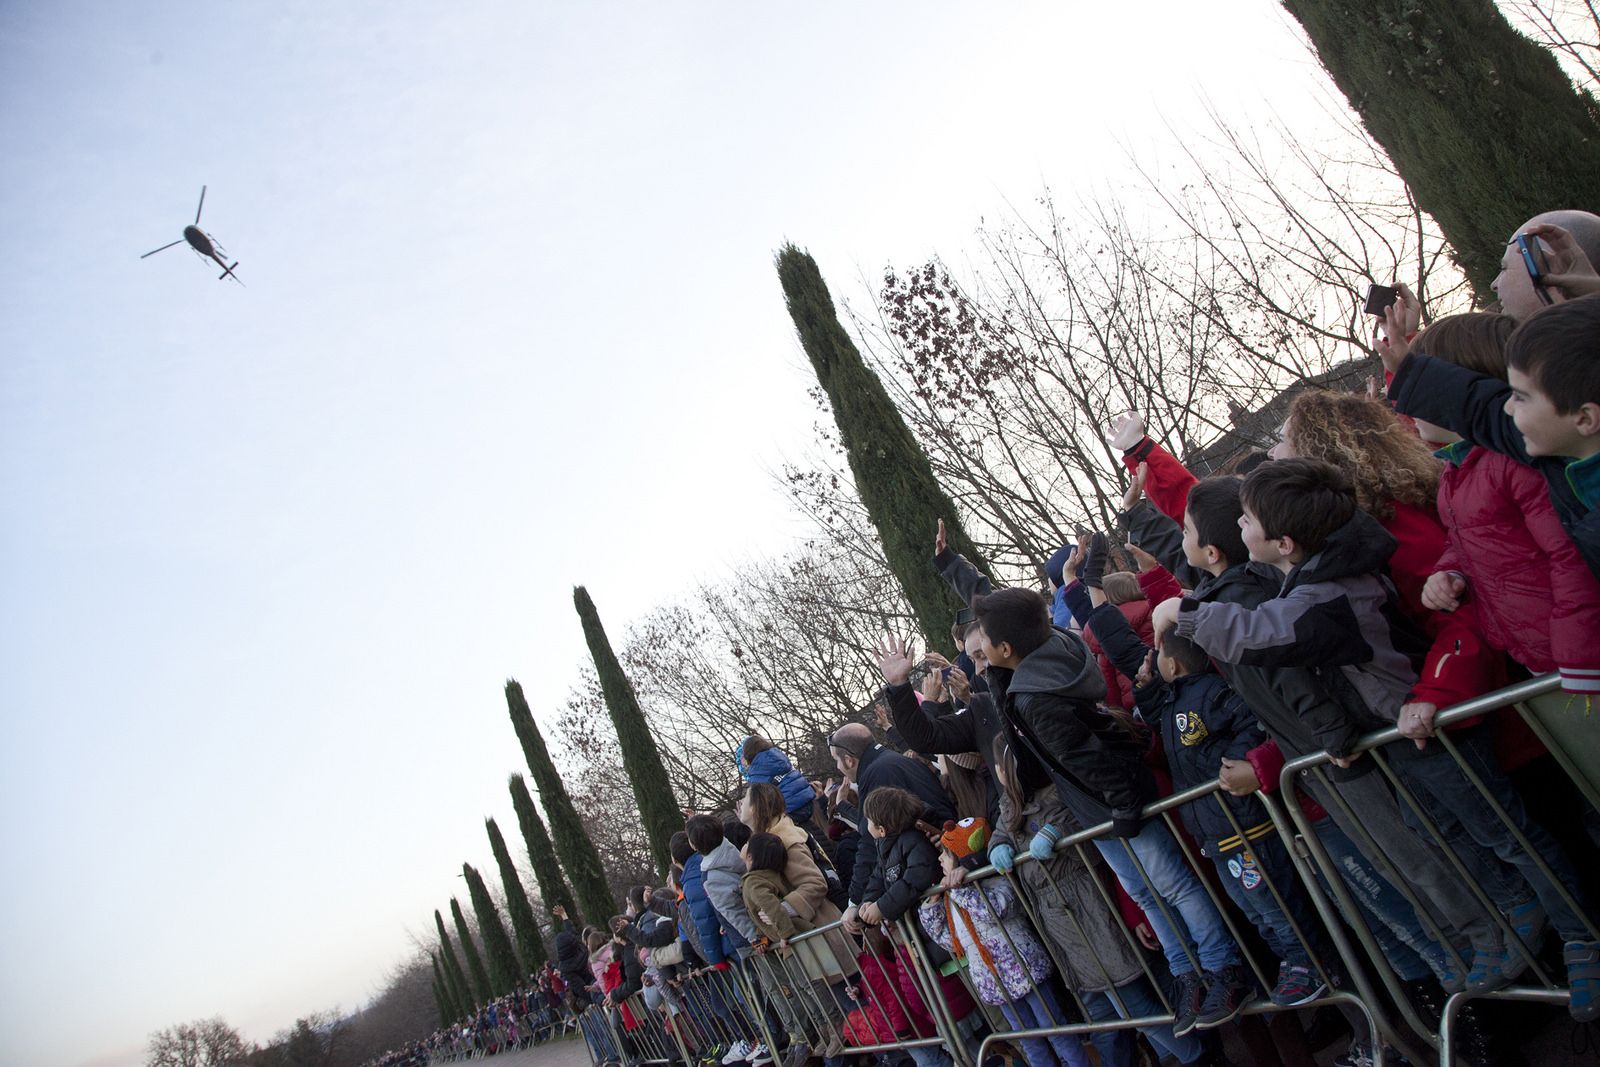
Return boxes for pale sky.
[1,4,1343,1065]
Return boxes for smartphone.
[1516,234,1554,306]
[1363,283,1399,317]
[953,607,974,628]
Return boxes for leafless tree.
[146,1017,253,1067]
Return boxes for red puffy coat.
[1083,599,1155,710]
[1378,499,1505,711]
[1434,445,1600,693]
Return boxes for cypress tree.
[434,909,473,1013]
[510,772,580,923]
[506,680,616,926]
[463,862,523,995]
[430,953,456,1024]
[573,585,680,877]
[777,244,993,649]
[486,816,548,973]
[1281,0,1600,297]
[451,896,493,1004]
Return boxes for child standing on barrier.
[917,836,1093,1067]
[1151,460,1524,994]
[985,740,1207,1067]
[1078,574,1336,1009]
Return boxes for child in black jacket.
[1090,595,1334,1007]
[856,786,941,927]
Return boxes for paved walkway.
[433,1035,590,1067]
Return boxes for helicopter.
[140,186,241,284]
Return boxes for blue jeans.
[1094,818,1238,975]
[1394,729,1592,941]
[1083,978,1203,1065]
[1310,814,1440,983]
[996,983,1091,1067]
[1210,831,1324,969]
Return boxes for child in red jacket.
[1404,313,1600,698]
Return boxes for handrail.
[1278,672,1559,779]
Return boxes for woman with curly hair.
[1268,388,1504,718]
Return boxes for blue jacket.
[735,741,816,816]
[680,853,738,965]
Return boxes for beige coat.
[760,816,857,979]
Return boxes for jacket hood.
[1285,510,1397,590]
[701,840,745,878]
[1008,628,1106,702]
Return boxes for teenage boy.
[1384,293,1600,590]
[970,585,1249,1035]
[1151,461,1534,993]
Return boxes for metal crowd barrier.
[579,673,1590,1067]
[1277,672,1594,1067]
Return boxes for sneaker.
[700,1045,726,1066]
[1331,1040,1408,1067]
[1465,939,1530,992]
[722,1040,754,1065]
[1169,970,1204,1036]
[1507,898,1549,948]
[1566,940,1600,1023]
[1270,962,1328,1007]
[779,1041,811,1067]
[748,1045,774,1066]
[1196,964,1257,1029]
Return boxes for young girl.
[737,735,819,828]
[917,840,1091,1067]
[987,738,1205,1067]
[742,831,854,1067]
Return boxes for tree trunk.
[573,585,681,877]
[776,244,993,651]
[1281,0,1600,297]
[506,680,617,926]
[485,817,549,975]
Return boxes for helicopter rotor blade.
[140,239,184,258]
[194,185,206,224]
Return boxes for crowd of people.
[376,209,1600,1067]
[360,965,580,1066]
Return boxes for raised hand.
[935,517,948,557]
[1120,462,1150,512]
[1124,542,1159,574]
[1133,648,1158,690]
[946,665,971,703]
[875,635,916,686]
[1525,223,1600,299]
[1377,282,1422,375]
[1108,412,1146,452]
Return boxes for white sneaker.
[748,1045,773,1066]
[721,1040,754,1065]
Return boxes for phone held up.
[1516,233,1554,306]
[1363,283,1399,317]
